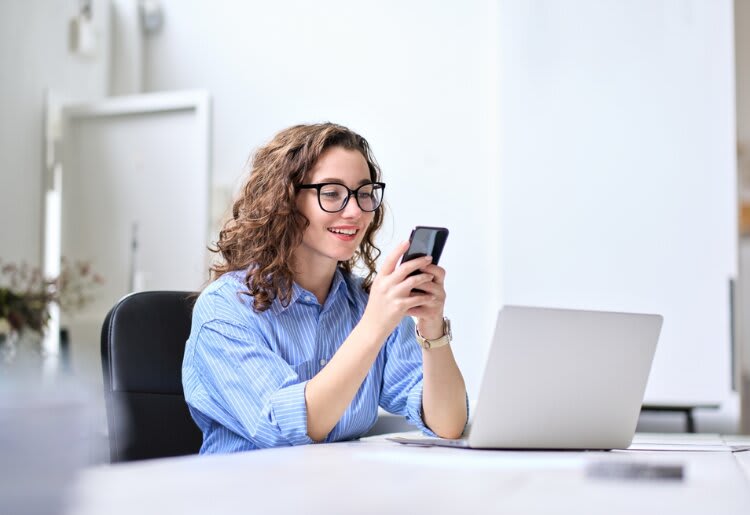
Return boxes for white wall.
[143,0,501,396]
[499,0,737,407]
[0,0,110,264]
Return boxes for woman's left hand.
[406,263,447,340]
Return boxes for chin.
[331,251,356,263]
[327,239,362,260]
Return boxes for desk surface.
[68,433,750,515]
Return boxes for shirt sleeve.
[189,315,314,449]
[378,316,437,436]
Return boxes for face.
[294,146,376,273]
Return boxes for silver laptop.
[390,305,662,450]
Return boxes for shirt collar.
[269,267,354,315]
[330,268,354,306]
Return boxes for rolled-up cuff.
[268,380,314,446]
[405,381,437,437]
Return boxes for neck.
[293,255,338,305]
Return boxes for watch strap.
[415,317,452,350]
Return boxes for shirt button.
[319,358,327,366]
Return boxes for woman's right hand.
[361,241,436,339]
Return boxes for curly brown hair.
[210,123,384,312]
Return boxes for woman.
[182,122,467,453]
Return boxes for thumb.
[380,241,410,275]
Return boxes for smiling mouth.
[328,228,359,236]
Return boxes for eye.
[357,185,375,198]
[320,186,344,200]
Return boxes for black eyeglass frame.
[296,182,386,213]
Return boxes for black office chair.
[101,290,203,462]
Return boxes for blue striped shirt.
[182,267,435,453]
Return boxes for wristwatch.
[415,317,452,350]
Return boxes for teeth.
[329,228,357,235]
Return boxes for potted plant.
[0,258,103,364]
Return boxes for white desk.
[67,433,750,515]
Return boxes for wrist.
[416,317,445,340]
[358,310,394,344]
[415,316,452,350]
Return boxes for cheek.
[296,195,313,218]
[304,210,336,231]
[297,195,326,224]
[358,213,376,236]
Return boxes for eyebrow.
[317,178,372,186]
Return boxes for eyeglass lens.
[318,184,383,212]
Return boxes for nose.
[341,194,364,218]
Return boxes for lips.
[328,228,357,236]
[328,226,360,241]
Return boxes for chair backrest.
[101,291,202,462]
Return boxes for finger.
[392,278,435,301]
[399,295,431,313]
[380,241,410,275]
[394,255,433,281]
[409,281,443,298]
[421,264,446,285]
[402,294,434,311]
[400,271,444,296]
[397,272,436,295]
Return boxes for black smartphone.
[401,226,449,276]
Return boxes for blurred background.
[1,2,750,508]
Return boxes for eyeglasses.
[297,182,385,213]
